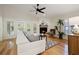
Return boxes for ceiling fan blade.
[33,6,37,10]
[33,6,38,14]
[36,10,38,14]
[40,7,46,10]
[39,10,44,13]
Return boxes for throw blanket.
[23,31,39,42]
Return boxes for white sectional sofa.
[16,30,46,55]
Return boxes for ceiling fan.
[33,4,46,14]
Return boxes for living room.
[0,4,79,55]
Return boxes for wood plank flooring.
[41,35,68,55]
[0,38,17,55]
[0,35,68,55]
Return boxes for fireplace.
[40,23,48,34]
[40,27,47,34]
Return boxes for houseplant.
[55,19,65,39]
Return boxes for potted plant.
[55,19,65,39]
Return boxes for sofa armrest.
[17,39,46,55]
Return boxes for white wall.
[1,5,56,39]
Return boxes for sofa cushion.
[23,31,39,42]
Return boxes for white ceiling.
[2,4,79,19]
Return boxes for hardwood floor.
[0,35,68,55]
[0,38,17,55]
[41,35,68,55]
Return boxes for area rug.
[46,40,60,49]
